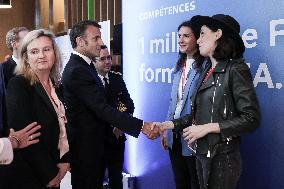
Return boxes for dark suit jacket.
[0,65,7,137]
[61,54,142,187]
[105,71,135,147]
[0,75,65,189]
[2,57,16,88]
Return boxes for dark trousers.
[71,168,99,189]
[98,142,125,189]
[196,143,242,189]
[169,135,199,189]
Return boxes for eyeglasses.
[97,55,112,62]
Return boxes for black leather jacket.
[173,58,261,155]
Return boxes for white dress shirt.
[12,55,18,65]
[0,138,13,164]
[97,73,109,87]
[72,51,93,65]
[174,58,194,119]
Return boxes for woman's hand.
[9,122,41,149]
[57,163,71,181]
[155,121,175,132]
[46,163,70,188]
[46,172,61,188]
[182,123,220,145]
[160,132,168,150]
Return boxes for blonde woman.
[1,29,69,189]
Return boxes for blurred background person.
[159,14,260,189]
[161,18,204,189]
[2,27,29,87]
[95,45,134,189]
[0,29,70,189]
[3,54,11,62]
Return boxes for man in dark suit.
[62,20,159,189]
[2,27,29,87]
[0,65,6,137]
[95,45,133,189]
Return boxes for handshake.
[141,121,175,140]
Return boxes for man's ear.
[11,41,17,50]
[215,29,223,40]
[76,37,84,47]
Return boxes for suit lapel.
[180,68,197,108]
[34,83,57,118]
[196,60,213,92]
[71,54,105,90]
[8,58,17,68]
[107,73,117,100]
[108,73,115,93]
[198,60,228,92]
[90,67,104,90]
[198,74,215,91]
[171,71,181,108]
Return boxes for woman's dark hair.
[205,23,244,61]
[175,21,204,72]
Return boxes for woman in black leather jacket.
[158,14,261,189]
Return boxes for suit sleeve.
[166,78,176,121]
[2,61,10,88]
[66,67,143,137]
[6,77,58,185]
[117,75,135,114]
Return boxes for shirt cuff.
[0,138,14,165]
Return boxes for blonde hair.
[15,29,62,86]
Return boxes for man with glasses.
[95,45,133,189]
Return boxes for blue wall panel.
[122,1,284,188]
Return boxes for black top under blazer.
[0,75,68,189]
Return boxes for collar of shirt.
[186,58,194,70]
[97,73,109,86]
[72,50,93,65]
[184,58,194,76]
[12,55,18,65]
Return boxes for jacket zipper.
[210,75,220,123]
[207,75,220,158]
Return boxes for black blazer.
[2,57,17,88]
[105,71,135,146]
[61,54,142,187]
[0,65,7,137]
[0,75,66,189]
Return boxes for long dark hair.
[175,20,204,72]
[205,23,244,61]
